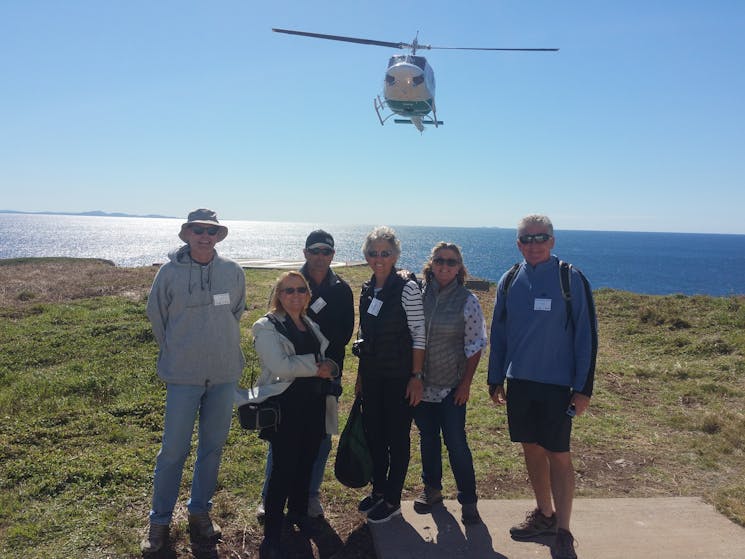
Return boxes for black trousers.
[360,374,413,507]
[263,380,325,544]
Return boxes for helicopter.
[272,28,558,132]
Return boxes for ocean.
[1,213,744,297]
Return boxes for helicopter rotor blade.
[429,46,559,52]
[272,28,409,50]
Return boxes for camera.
[352,338,370,357]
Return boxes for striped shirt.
[373,279,425,350]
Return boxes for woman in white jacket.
[252,271,339,559]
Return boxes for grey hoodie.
[146,245,246,385]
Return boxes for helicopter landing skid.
[374,95,444,131]
[393,118,444,126]
[374,95,394,126]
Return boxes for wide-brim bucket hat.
[178,208,229,243]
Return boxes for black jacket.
[301,264,355,371]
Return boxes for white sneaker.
[256,501,266,522]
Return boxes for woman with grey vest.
[413,242,487,524]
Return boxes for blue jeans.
[149,381,236,525]
[413,388,477,505]
[262,433,332,500]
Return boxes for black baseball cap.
[305,229,335,250]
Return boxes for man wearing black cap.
[258,229,354,519]
[142,209,246,555]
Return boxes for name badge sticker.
[534,298,552,312]
[213,293,231,306]
[367,298,383,316]
[310,297,327,314]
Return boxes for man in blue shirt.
[488,215,597,559]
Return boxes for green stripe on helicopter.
[385,99,434,117]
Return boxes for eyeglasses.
[367,250,393,258]
[518,233,552,244]
[433,257,460,267]
[279,286,309,295]
[190,226,219,236]
[307,247,334,256]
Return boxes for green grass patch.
[1,259,744,558]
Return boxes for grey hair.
[361,225,401,258]
[517,214,554,237]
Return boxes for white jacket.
[239,312,339,434]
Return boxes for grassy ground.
[0,258,744,558]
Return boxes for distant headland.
[0,209,176,219]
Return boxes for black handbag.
[238,315,286,431]
[334,395,373,488]
[238,396,281,430]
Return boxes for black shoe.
[358,493,384,514]
[551,528,578,559]
[413,486,443,514]
[366,500,401,524]
[510,508,558,540]
[461,503,481,525]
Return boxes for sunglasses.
[190,226,220,236]
[433,257,460,267]
[307,247,334,256]
[279,286,308,295]
[518,233,552,244]
[367,250,393,258]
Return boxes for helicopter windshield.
[388,55,427,71]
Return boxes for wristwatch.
[411,372,423,381]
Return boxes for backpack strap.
[559,260,573,329]
[498,263,521,323]
[265,313,289,338]
[562,263,598,396]
[266,312,322,362]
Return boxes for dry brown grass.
[0,258,156,315]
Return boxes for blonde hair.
[269,271,311,315]
[422,242,468,285]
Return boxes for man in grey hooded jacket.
[141,208,246,555]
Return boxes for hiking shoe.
[413,485,443,513]
[307,494,324,518]
[461,502,481,525]
[551,528,578,559]
[140,522,169,554]
[358,493,384,514]
[188,512,222,541]
[510,508,557,540]
[366,500,401,524]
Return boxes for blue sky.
[1,1,743,233]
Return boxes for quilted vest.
[422,280,470,388]
[358,271,413,378]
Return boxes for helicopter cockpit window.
[388,55,427,71]
[410,56,426,70]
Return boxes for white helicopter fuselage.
[383,54,436,118]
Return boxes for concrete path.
[368,497,745,558]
